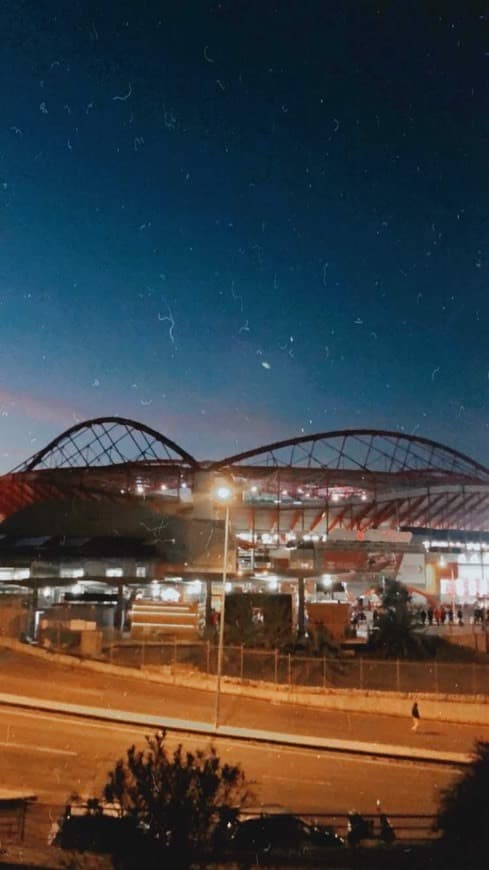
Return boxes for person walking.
[411,699,420,731]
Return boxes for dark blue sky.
[0,1,487,469]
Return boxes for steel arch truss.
[5,421,489,534]
[14,417,198,472]
[213,429,489,482]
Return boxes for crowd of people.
[349,601,489,635]
[416,604,489,627]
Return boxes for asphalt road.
[0,647,487,756]
[0,646,485,850]
[0,704,454,847]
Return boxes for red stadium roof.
[2,418,489,534]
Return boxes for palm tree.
[369,579,431,659]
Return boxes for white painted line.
[0,706,146,737]
[0,741,77,756]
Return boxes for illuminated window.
[0,567,30,581]
[60,568,85,579]
[105,568,123,578]
[161,586,181,602]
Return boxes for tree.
[102,729,251,865]
[436,740,489,867]
[378,578,411,610]
[368,579,430,659]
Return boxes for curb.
[0,689,470,767]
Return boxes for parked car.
[229,812,344,858]
[49,799,143,854]
[51,812,142,854]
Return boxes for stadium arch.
[0,422,488,642]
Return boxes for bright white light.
[136,566,146,578]
[105,568,123,578]
[181,481,188,489]
[160,484,168,491]
[361,493,367,501]
[187,580,202,595]
[250,485,258,493]
[281,490,288,496]
[321,574,332,587]
[268,576,279,590]
[71,583,83,595]
[438,556,446,568]
[331,492,340,502]
[224,581,232,593]
[215,484,233,502]
[161,586,180,602]
[136,484,144,494]
[0,567,30,581]
[60,568,85,579]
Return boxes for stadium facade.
[0,417,488,638]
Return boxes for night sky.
[0,1,487,470]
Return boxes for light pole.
[214,484,232,730]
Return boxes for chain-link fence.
[100,641,489,695]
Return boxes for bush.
[436,740,489,868]
[102,729,251,865]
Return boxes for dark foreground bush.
[55,729,251,868]
[436,740,489,869]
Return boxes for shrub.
[436,740,489,867]
[102,729,251,864]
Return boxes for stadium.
[0,417,488,643]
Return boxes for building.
[0,417,488,640]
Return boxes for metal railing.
[24,801,438,849]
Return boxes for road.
[0,703,455,849]
[0,647,487,757]
[0,646,485,849]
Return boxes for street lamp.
[214,483,233,730]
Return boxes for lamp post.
[214,484,232,731]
